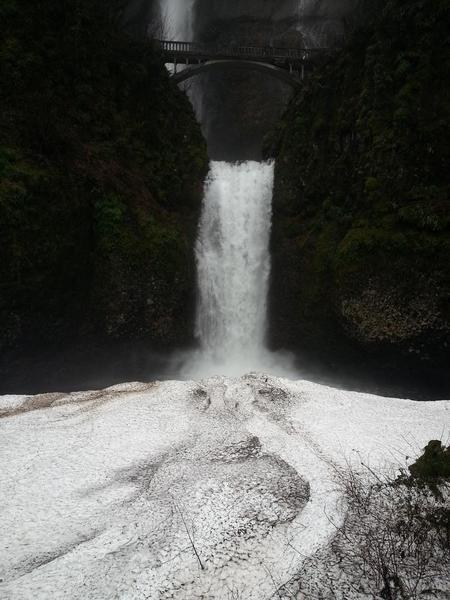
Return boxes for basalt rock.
[268,0,450,394]
[0,0,208,361]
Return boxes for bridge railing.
[155,40,327,62]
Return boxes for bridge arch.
[171,59,302,90]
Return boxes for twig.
[172,497,205,570]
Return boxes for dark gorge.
[0,0,449,397]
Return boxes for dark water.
[1,340,448,401]
[0,341,177,396]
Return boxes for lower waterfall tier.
[182,161,295,378]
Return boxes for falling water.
[158,1,296,378]
[182,161,295,378]
[296,0,349,48]
[197,161,273,359]
[158,0,205,120]
[159,0,195,41]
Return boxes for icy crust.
[0,375,449,599]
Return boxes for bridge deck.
[156,40,327,66]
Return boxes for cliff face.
[0,0,208,358]
[268,0,450,391]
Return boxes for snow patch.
[0,375,448,599]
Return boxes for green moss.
[364,177,379,193]
[409,441,450,481]
[337,226,409,262]
[94,194,126,251]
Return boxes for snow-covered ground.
[1,374,449,599]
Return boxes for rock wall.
[268,0,450,393]
[0,0,208,361]
[123,0,157,37]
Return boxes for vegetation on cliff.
[0,0,208,357]
[268,0,450,392]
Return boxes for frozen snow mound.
[0,374,448,599]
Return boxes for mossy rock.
[409,441,450,481]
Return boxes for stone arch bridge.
[156,40,330,90]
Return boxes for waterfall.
[197,161,273,361]
[158,0,204,120]
[157,0,301,378]
[182,161,294,378]
[159,0,195,41]
[296,0,351,48]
